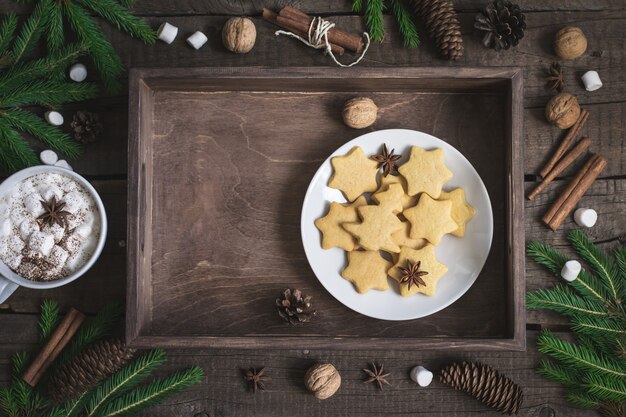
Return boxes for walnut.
[304,363,341,400]
[545,92,581,129]
[222,17,256,53]
[554,27,587,60]
[342,97,378,129]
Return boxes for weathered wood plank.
[0,316,593,417]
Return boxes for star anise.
[363,363,391,391]
[37,197,71,228]
[398,260,428,290]
[546,62,565,93]
[371,144,401,177]
[243,367,271,393]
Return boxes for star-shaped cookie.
[341,250,392,293]
[438,188,476,237]
[343,205,403,253]
[391,221,427,251]
[315,196,367,251]
[403,194,457,246]
[388,245,448,296]
[371,174,416,211]
[371,183,404,213]
[398,146,453,198]
[328,146,378,202]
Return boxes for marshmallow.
[561,260,582,282]
[54,160,73,171]
[48,245,69,267]
[187,31,208,50]
[63,190,86,213]
[29,231,55,257]
[157,22,178,44]
[8,235,24,253]
[44,111,64,126]
[3,252,22,270]
[581,71,602,92]
[24,193,44,217]
[19,219,37,240]
[69,63,88,82]
[40,149,59,166]
[74,224,92,239]
[409,365,433,387]
[43,223,65,243]
[574,208,597,228]
[38,185,63,202]
[64,234,81,253]
[0,218,10,237]
[65,252,84,271]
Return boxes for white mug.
[0,166,107,303]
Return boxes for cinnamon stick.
[543,154,607,231]
[262,8,345,55]
[22,308,85,387]
[279,6,364,53]
[539,109,589,178]
[527,137,591,200]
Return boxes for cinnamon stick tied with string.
[22,307,85,387]
[262,8,345,55]
[543,153,607,231]
[527,137,591,200]
[539,109,589,178]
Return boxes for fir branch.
[584,374,626,403]
[85,350,167,417]
[0,119,40,170]
[2,81,98,108]
[11,352,29,379]
[45,0,65,53]
[353,0,363,12]
[537,359,579,387]
[570,230,622,301]
[11,0,48,64]
[364,0,385,42]
[572,316,626,337]
[538,331,626,378]
[94,366,203,417]
[614,247,626,299]
[39,300,60,343]
[77,0,156,44]
[527,284,608,317]
[565,391,600,409]
[0,13,18,57]
[62,390,91,417]
[389,0,420,47]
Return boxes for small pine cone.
[409,0,464,60]
[474,1,527,51]
[440,362,523,415]
[276,288,316,325]
[70,110,103,143]
[48,338,136,404]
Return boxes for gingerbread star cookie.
[328,146,378,202]
[372,175,417,211]
[398,146,453,198]
[315,196,368,251]
[388,245,448,296]
[392,221,427,251]
[438,188,476,237]
[343,205,403,253]
[371,183,404,213]
[403,194,457,246]
[341,250,392,293]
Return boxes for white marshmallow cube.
[64,234,82,253]
[24,193,44,217]
[65,252,84,271]
[409,365,433,387]
[74,224,92,239]
[54,160,73,171]
[44,111,64,126]
[574,208,597,228]
[40,149,59,166]
[29,231,55,257]
[48,245,69,267]
[157,22,178,44]
[43,223,66,243]
[561,260,582,282]
[0,218,11,237]
[63,191,86,213]
[69,63,88,82]
[19,219,37,240]
[3,252,22,270]
[187,31,208,50]
[581,71,602,92]
[39,185,63,202]
[8,235,24,253]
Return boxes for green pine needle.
[94,366,203,417]
[77,0,156,44]
[85,350,167,417]
[566,391,600,409]
[352,0,363,12]
[584,374,626,403]
[364,0,385,42]
[572,316,626,337]
[537,359,579,386]
[11,0,48,64]
[389,0,420,47]
[62,390,91,417]
[527,284,608,317]
[0,13,18,57]
[39,300,60,343]
[0,119,40,170]
[2,81,98,108]
[45,0,65,52]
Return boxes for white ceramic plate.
[301,129,493,321]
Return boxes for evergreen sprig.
[527,230,626,412]
[39,300,60,343]
[353,0,420,47]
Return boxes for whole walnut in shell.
[222,17,256,53]
[545,92,581,129]
[342,97,377,129]
[304,363,341,400]
[554,27,587,60]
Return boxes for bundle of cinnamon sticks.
[262,6,364,55]
[527,110,607,230]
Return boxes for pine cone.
[475,1,527,51]
[440,362,523,415]
[276,288,316,325]
[70,110,103,143]
[48,338,136,403]
[409,0,463,60]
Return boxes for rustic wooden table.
[0,1,624,416]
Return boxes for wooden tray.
[127,67,525,350]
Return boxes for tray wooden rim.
[126,66,526,351]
